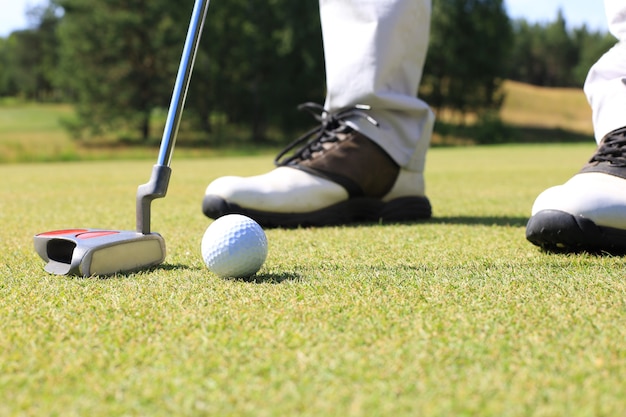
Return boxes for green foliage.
[571,28,616,86]
[508,13,616,87]
[542,11,578,86]
[471,110,514,144]
[421,0,512,117]
[186,0,324,143]
[54,0,190,142]
[47,0,324,143]
[0,4,61,100]
[0,38,16,96]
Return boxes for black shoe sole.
[526,209,626,254]
[202,195,432,228]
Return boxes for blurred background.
[0,0,615,162]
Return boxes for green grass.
[433,81,594,145]
[0,102,277,163]
[2,143,626,416]
[500,81,593,134]
[0,102,78,162]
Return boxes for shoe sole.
[526,209,626,253]
[202,195,432,228]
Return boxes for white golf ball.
[201,214,268,278]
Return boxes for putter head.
[34,229,166,277]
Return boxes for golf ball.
[201,214,268,278]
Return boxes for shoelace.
[274,103,379,167]
[589,128,626,167]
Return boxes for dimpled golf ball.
[201,214,268,278]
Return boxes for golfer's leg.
[320,0,434,169]
[203,0,434,227]
[585,0,626,142]
[526,0,626,252]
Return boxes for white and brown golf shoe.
[202,103,431,228]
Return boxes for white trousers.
[585,0,626,142]
[319,0,434,171]
[321,0,626,160]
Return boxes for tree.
[185,0,324,143]
[542,10,578,86]
[0,37,18,97]
[507,20,545,86]
[572,28,616,86]
[421,0,512,119]
[0,3,62,100]
[52,0,324,143]
[54,0,189,141]
[507,11,616,88]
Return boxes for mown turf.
[2,143,626,416]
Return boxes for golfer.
[203,0,626,253]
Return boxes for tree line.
[0,0,616,144]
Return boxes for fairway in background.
[0,81,596,162]
[500,80,593,135]
[0,102,76,162]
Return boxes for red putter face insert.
[37,229,89,237]
[77,231,120,239]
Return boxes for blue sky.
[506,0,608,32]
[0,0,610,38]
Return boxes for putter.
[34,0,211,276]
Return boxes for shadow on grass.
[156,263,206,273]
[257,216,531,231]
[324,216,530,229]
[534,244,626,257]
[85,263,200,279]
[428,216,529,227]
[156,264,306,282]
[156,264,305,284]
[78,263,302,281]
[227,272,303,285]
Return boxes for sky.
[0,0,610,38]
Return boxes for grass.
[2,143,626,416]
[500,80,593,134]
[0,101,275,163]
[433,81,594,145]
[0,102,77,162]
